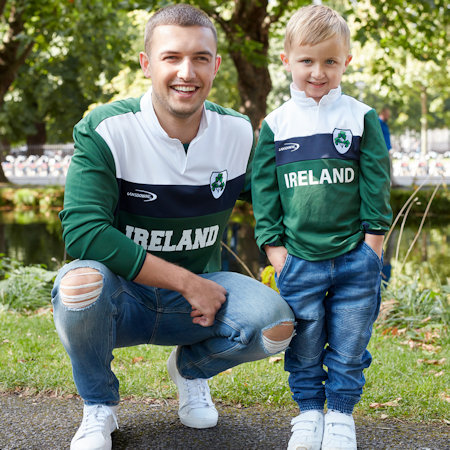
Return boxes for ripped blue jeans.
[52,259,294,405]
[276,241,382,414]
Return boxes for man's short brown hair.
[144,4,217,55]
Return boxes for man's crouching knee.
[59,267,103,309]
[262,321,295,354]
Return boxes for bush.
[0,257,56,312]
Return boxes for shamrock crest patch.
[210,170,228,199]
[333,128,353,154]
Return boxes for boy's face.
[281,37,352,103]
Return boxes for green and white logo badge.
[210,170,227,199]
[333,128,352,154]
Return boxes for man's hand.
[264,245,288,276]
[182,276,227,327]
[134,254,227,327]
[364,234,384,259]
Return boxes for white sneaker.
[70,404,119,450]
[167,348,218,429]
[287,410,324,450]
[322,411,357,450]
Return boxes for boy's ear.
[280,53,291,71]
[344,54,352,71]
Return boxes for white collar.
[290,83,342,108]
[141,87,208,142]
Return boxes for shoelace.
[183,378,213,408]
[80,406,119,436]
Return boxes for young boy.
[252,5,392,450]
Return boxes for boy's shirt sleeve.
[359,109,393,234]
[252,119,285,250]
[59,117,147,280]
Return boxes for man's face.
[140,25,221,121]
[281,37,351,103]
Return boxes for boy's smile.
[281,37,352,103]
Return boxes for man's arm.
[134,253,226,327]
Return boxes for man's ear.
[139,52,151,79]
[280,53,291,71]
[213,54,222,78]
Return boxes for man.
[52,5,294,450]
[378,106,392,151]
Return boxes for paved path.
[0,394,448,449]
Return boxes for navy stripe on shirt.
[117,174,245,218]
[275,133,361,166]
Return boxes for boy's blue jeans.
[276,241,382,414]
[52,259,294,406]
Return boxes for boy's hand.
[264,245,288,276]
[364,234,384,259]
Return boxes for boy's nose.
[311,63,325,79]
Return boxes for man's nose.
[177,58,195,80]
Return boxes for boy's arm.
[364,234,384,259]
[252,120,285,250]
[264,245,288,275]
[359,109,393,248]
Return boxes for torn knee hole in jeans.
[60,269,103,309]
[262,321,295,354]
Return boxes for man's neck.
[153,102,203,143]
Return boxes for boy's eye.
[301,59,312,64]
[326,59,336,65]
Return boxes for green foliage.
[344,0,449,133]
[0,257,56,312]
[1,1,141,144]
[0,186,64,211]
[390,187,450,224]
[381,276,449,332]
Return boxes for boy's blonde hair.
[284,5,350,54]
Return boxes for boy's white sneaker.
[287,410,324,450]
[71,404,118,450]
[167,349,218,429]
[322,410,357,450]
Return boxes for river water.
[0,211,448,284]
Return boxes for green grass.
[0,308,448,421]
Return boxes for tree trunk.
[208,0,289,132]
[420,87,428,155]
[0,4,34,106]
[230,52,272,131]
[0,138,10,183]
[26,121,46,156]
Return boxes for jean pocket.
[361,242,383,270]
[275,253,292,286]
